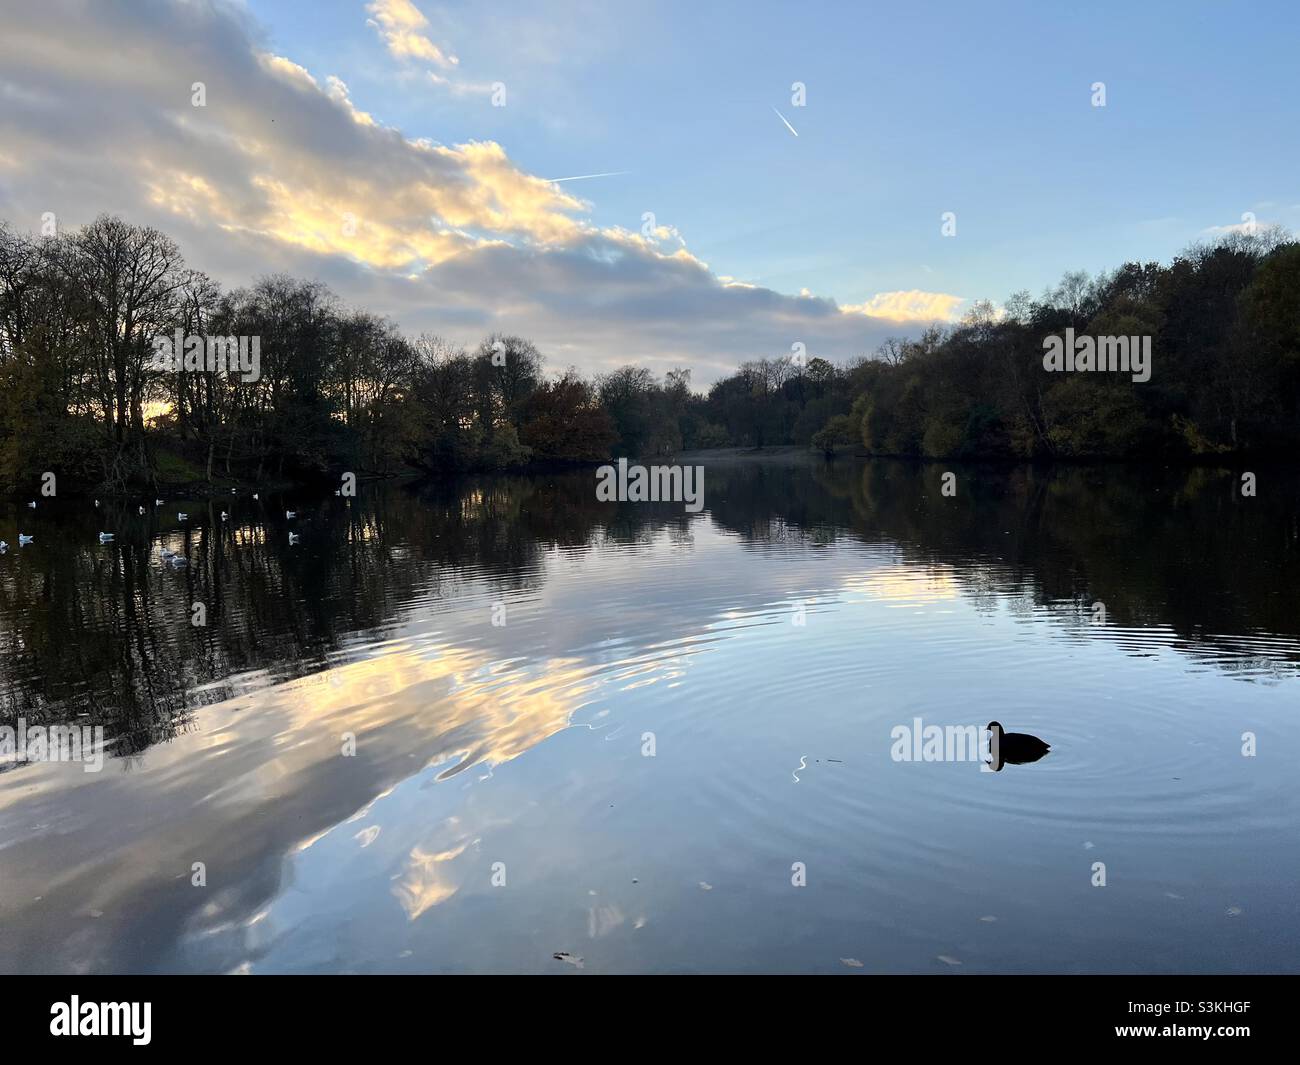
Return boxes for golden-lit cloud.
[429,141,587,244]
[366,0,457,68]
[324,76,377,127]
[0,0,965,382]
[247,176,479,268]
[841,290,967,323]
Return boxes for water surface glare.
[1,457,1298,973]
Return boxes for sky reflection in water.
[1,457,1298,973]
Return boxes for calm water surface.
[1,456,1298,973]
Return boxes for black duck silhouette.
[986,721,1050,771]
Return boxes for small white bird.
[253,493,259,500]
[0,541,8,551]
[168,555,187,568]
[288,532,300,545]
[94,499,100,508]
[220,511,228,520]
[177,512,188,522]
[98,532,114,543]
[334,490,341,497]
[285,510,296,519]
[138,505,145,515]
[18,534,34,545]
[155,499,164,506]
[27,501,36,509]
[160,545,175,558]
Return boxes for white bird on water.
[155,499,164,506]
[177,512,188,522]
[94,499,100,508]
[98,532,114,543]
[0,541,8,552]
[27,501,35,509]
[168,555,187,568]
[288,532,300,545]
[285,510,296,519]
[18,534,34,545]
[253,493,259,501]
[220,511,228,520]
[138,505,145,515]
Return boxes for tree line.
[2,214,1298,495]
[810,227,1300,461]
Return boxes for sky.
[1,0,1297,384]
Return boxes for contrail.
[773,106,799,137]
[544,170,630,183]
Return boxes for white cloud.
[0,0,962,383]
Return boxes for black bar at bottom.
[2,974,1289,1051]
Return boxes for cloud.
[1200,219,1273,237]
[366,0,457,68]
[841,290,968,324]
[0,0,961,384]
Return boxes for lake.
[1,455,1298,973]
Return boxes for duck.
[18,533,34,545]
[288,532,300,545]
[986,721,1050,770]
[97,532,114,543]
[168,554,188,568]
[159,546,176,560]
[0,541,7,552]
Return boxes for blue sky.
[251,0,1300,304]
[2,0,1297,381]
